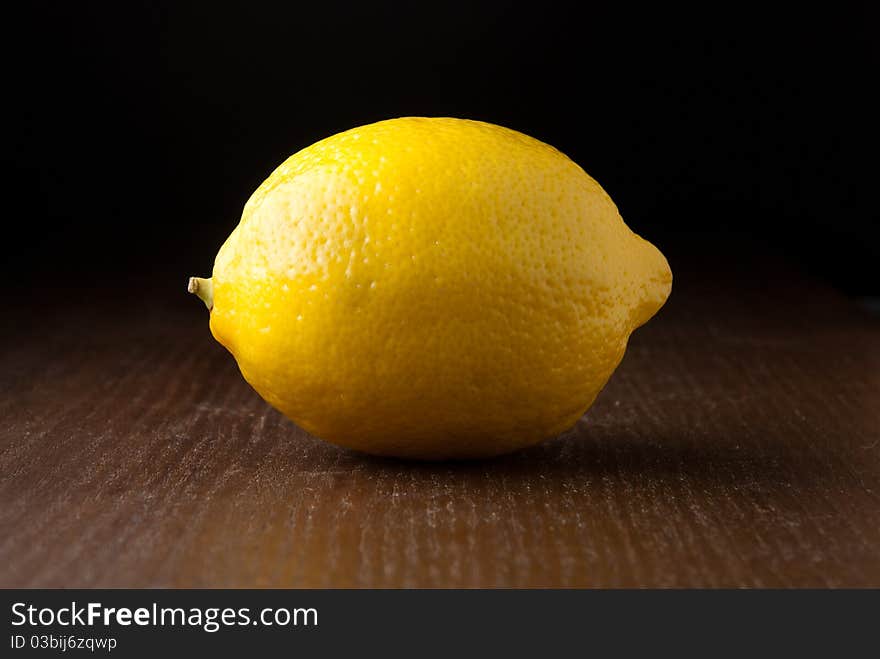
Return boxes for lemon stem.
[188,277,214,310]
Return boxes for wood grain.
[1,252,878,588]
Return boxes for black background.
[4,1,878,295]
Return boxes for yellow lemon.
[189,117,671,459]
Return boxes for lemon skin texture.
[205,117,671,459]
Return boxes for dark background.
[4,1,878,295]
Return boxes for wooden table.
[2,249,878,588]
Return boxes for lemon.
[189,117,671,459]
